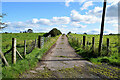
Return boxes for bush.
[44,28,62,37]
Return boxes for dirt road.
[20,35,110,78]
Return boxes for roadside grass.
[68,34,120,66]
[2,34,60,78]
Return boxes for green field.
[2,33,44,53]
[68,33,120,66]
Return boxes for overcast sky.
[1,0,119,34]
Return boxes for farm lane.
[20,35,100,78]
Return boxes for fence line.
[1,34,51,66]
[69,35,110,54]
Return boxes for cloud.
[38,19,51,25]
[31,17,70,26]
[88,2,118,17]
[86,28,117,34]
[51,17,70,25]
[87,7,102,16]
[32,18,39,24]
[105,17,118,24]
[106,3,118,17]
[87,2,118,29]
[70,10,100,24]
[81,1,93,10]
[65,0,74,7]
[71,22,86,28]
[61,25,67,27]
[4,16,71,33]
[86,29,100,34]
[112,24,118,27]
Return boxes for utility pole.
[98,0,107,55]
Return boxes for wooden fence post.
[80,40,82,46]
[83,36,86,48]
[41,37,44,48]
[12,38,16,64]
[107,38,109,54]
[16,50,23,59]
[38,36,41,48]
[75,37,76,45]
[45,37,47,42]
[87,41,89,47]
[77,38,79,46]
[35,39,37,48]
[24,40,26,57]
[92,37,95,50]
[72,37,74,42]
[0,49,9,66]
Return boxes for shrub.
[44,28,62,37]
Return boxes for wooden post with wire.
[92,37,95,51]
[35,39,37,48]
[83,36,86,48]
[107,38,109,55]
[38,36,41,48]
[12,38,16,64]
[24,40,26,57]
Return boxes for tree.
[43,28,62,37]
[67,31,71,35]
[27,29,33,33]
[109,33,113,35]
[83,32,87,35]
[49,28,62,37]
[0,13,7,29]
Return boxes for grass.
[56,56,68,58]
[88,63,120,78]
[68,33,120,66]
[2,33,60,78]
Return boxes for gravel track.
[20,35,112,78]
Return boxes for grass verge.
[2,35,60,78]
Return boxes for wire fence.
[68,34,119,56]
[0,35,51,66]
